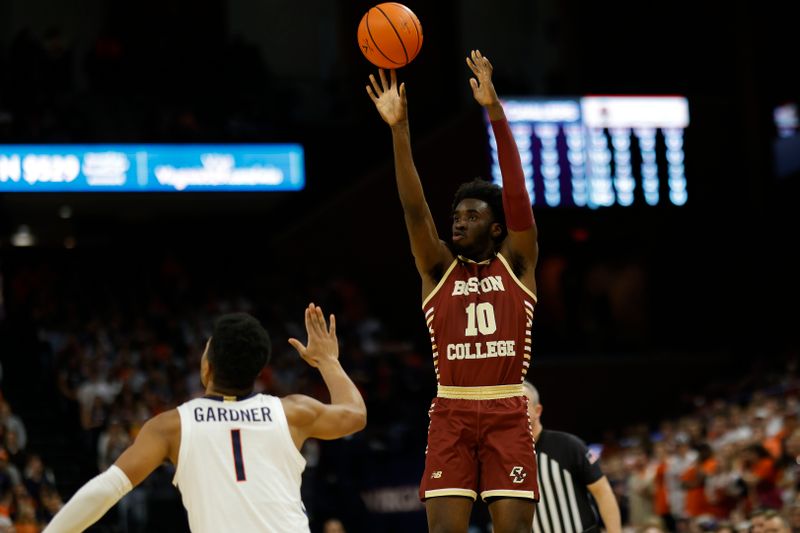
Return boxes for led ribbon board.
[0,144,305,192]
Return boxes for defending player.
[367,50,539,532]
[44,304,366,533]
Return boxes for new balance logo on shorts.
[509,466,526,484]
[431,471,442,479]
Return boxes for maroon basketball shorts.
[419,395,539,502]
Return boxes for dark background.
[0,0,798,530]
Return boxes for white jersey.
[173,394,309,533]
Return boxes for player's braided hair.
[451,178,508,245]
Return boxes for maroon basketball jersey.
[423,253,537,387]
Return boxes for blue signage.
[0,144,305,192]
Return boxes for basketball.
[357,3,423,69]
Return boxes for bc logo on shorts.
[509,466,527,484]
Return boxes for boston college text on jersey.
[423,254,536,387]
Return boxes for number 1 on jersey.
[230,429,247,482]
[464,302,497,336]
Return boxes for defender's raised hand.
[289,303,339,368]
[466,49,500,109]
[366,69,408,127]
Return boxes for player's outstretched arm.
[467,49,539,293]
[44,411,178,532]
[284,304,367,445]
[367,69,452,291]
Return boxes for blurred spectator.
[22,454,56,518]
[778,428,800,504]
[750,508,770,533]
[668,434,698,524]
[323,518,347,533]
[740,445,782,510]
[39,486,63,524]
[4,431,24,473]
[715,521,735,533]
[0,448,21,493]
[77,360,121,432]
[639,517,668,533]
[681,443,721,518]
[0,447,20,526]
[13,494,41,533]
[96,419,130,472]
[627,446,657,528]
[763,511,790,533]
[653,441,675,530]
[785,503,800,533]
[0,402,27,451]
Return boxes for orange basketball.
[357,3,423,69]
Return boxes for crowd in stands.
[599,362,800,533]
[0,248,797,533]
[0,395,63,533]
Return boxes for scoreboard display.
[487,96,690,208]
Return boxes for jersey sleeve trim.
[172,404,190,488]
[496,253,538,303]
[421,258,459,309]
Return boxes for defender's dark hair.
[451,178,507,244]
[208,313,271,392]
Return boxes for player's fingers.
[308,304,323,337]
[469,78,479,92]
[399,82,406,101]
[379,68,389,91]
[369,74,382,96]
[475,49,483,60]
[484,57,493,71]
[313,305,327,333]
[366,85,379,103]
[288,338,306,355]
[390,69,397,90]
[303,307,312,335]
[329,314,337,338]
[466,56,477,73]
[308,304,323,336]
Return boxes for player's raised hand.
[289,303,339,368]
[366,69,408,127]
[466,49,499,108]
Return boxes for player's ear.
[536,403,543,418]
[490,222,502,239]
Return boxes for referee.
[524,382,622,533]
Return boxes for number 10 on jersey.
[464,302,497,336]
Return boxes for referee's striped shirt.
[533,429,604,533]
